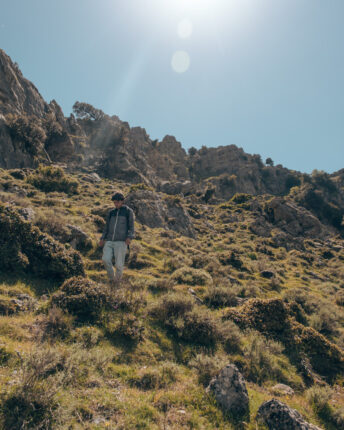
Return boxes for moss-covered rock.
[0,203,85,280]
[224,298,344,382]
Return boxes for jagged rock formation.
[0,48,343,241]
[125,189,196,238]
[0,49,75,167]
[257,399,322,429]
[0,49,47,117]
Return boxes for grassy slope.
[0,166,343,429]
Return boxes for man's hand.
[99,239,105,248]
[125,238,131,246]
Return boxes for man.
[99,192,135,287]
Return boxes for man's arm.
[100,211,111,242]
[126,208,135,243]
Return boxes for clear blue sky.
[1,0,343,173]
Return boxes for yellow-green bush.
[0,203,85,280]
[51,276,112,323]
[27,165,79,194]
[170,266,212,286]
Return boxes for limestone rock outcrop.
[257,399,322,430]
[265,197,326,238]
[206,364,249,417]
[0,49,48,117]
[125,190,196,238]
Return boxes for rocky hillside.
[0,48,344,429]
[0,49,306,195]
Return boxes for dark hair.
[111,192,125,201]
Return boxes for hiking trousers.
[102,241,127,282]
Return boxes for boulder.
[257,399,322,430]
[265,198,326,238]
[125,190,196,238]
[271,384,295,396]
[206,364,249,417]
[17,207,36,222]
[158,180,195,196]
[65,224,93,252]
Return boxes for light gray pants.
[102,241,127,282]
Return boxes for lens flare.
[171,51,191,73]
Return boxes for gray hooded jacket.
[101,205,135,242]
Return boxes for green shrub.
[51,276,112,323]
[148,278,175,293]
[224,298,344,381]
[190,253,208,269]
[309,306,339,337]
[189,353,228,386]
[204,286,238,308]
[243,332,299,386]
[0,344,12,365]
[34,211,70,240]
[5,114,46,156]
[0,349,62,430]
[218,251,243,270]
[27,165,79,194]
[128,363,177,390]
[149,292,194,322]
[306,385,333,413]
[172,307,221,346]
[71,326,103,348]
[150,293,221,347]
[112,287,147,314]
[219,320,243,353]
[39,306,73,340]
[170,266,212,286]
[0,296,21,315]
[335,291,344,306]
[230,193,252,204]
[129,183,154,192]
[108,314,145,343]
[0,203,85,280]
[332,407,344,429]
[283,288,318,314]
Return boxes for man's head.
[112,192,125,209]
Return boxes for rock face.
[265,198,326,238]
[272,384,295,396]
[0,49,75,167]
[0,49,48,117]
[206,364,249,417]
[257,399,322,430]
[0,48,343,241]
[125,190,196,238]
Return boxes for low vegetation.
[0,166,343,429]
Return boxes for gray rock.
[272,384,295,396]
[17,207,36,221]
[265,198,326,239]
[206,364,249,417]
[66,224,93,251]
[257,399,323,430]
[159,180,195,196]
[125,190,196,238]
[82,172,101,183]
